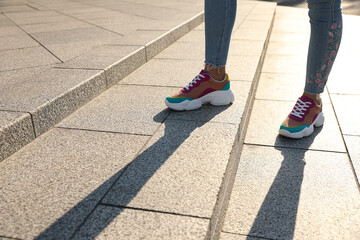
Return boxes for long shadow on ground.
[247,127,322,239]
[35,105,230,239]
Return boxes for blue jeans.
[204,0,342,94]
[305,0,342,94]
[205,0,237,67]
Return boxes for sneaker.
[165,70,234,111]
[279,95,324,139]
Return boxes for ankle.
[204,64,226,81]
[303,92,321,105]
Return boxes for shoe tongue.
[181,70,210,93]
[288,95,315,122]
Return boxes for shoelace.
[290,99,312,119]
[184,73,205,91]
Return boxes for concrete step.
[0,1,276,239]
[0,0,204,162]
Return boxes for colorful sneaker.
[165,70,234,111]
[279,95,324,139]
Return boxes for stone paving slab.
[0,111,34,161]
[232,25,269,42]
[58,85,172,136]
[272,18,309,33]
[0,5,35,13]
[269,31,309,43]
[344,135,360,187]
[57,45,142,70]
[20,20,92,34]
[105,47,148,87]
[255,72,331,104]
[327,74,360,95]
[235,19,272,33]
[0,14,13,27]
[113,29,168,46]
[246,13,274,22]
[102,120,238,218]
[144,13,204,60]
[0,34,39,51]
[0,128,149,239]
[0,65,51,87]
[154,40,205,60]
[4,10,75,26]
[0,46,60,71]
[177,27,204,42]
[30,27,124,62]
[73,205,209,240]
[119,59,203,87]
[266,40,308,56]
[222,145,360,240]
[227,56,261,81]
[330,94,360,136]
[262,54,307,74]
[0,25,24,37]
[229,40,265,57]
[85,2,200,22]
[31,1,87,11]
[30,27,123,46]
[245,100,346,152]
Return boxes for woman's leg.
[204,0,237,80]
[305,0,342,96]
[165,0,237,111]
[279,0,342,138]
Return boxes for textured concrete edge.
[31,71,107,136]
[0,11,205,161]
[145,12,204,60]
[105,47,147,87]
[0,112,35,162]
[205,6,276,240]
[326,87,360,191]
[105,11,204,88]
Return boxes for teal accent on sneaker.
[280,124,309,133]
[222,81,230,90]
[165,96,193,103]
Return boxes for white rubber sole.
[279,111,325,139]
[165,89,235,111]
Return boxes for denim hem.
[204,61,226,67]
[303,88,324,95]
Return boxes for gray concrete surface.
[101,120,237,218]
[0,0,204,161]
[0,1,277,239]
[222,145,360,239]
[1,0,359,239]
[58,85,173,135]
[0,111,34,160]
[0,128,149,239]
